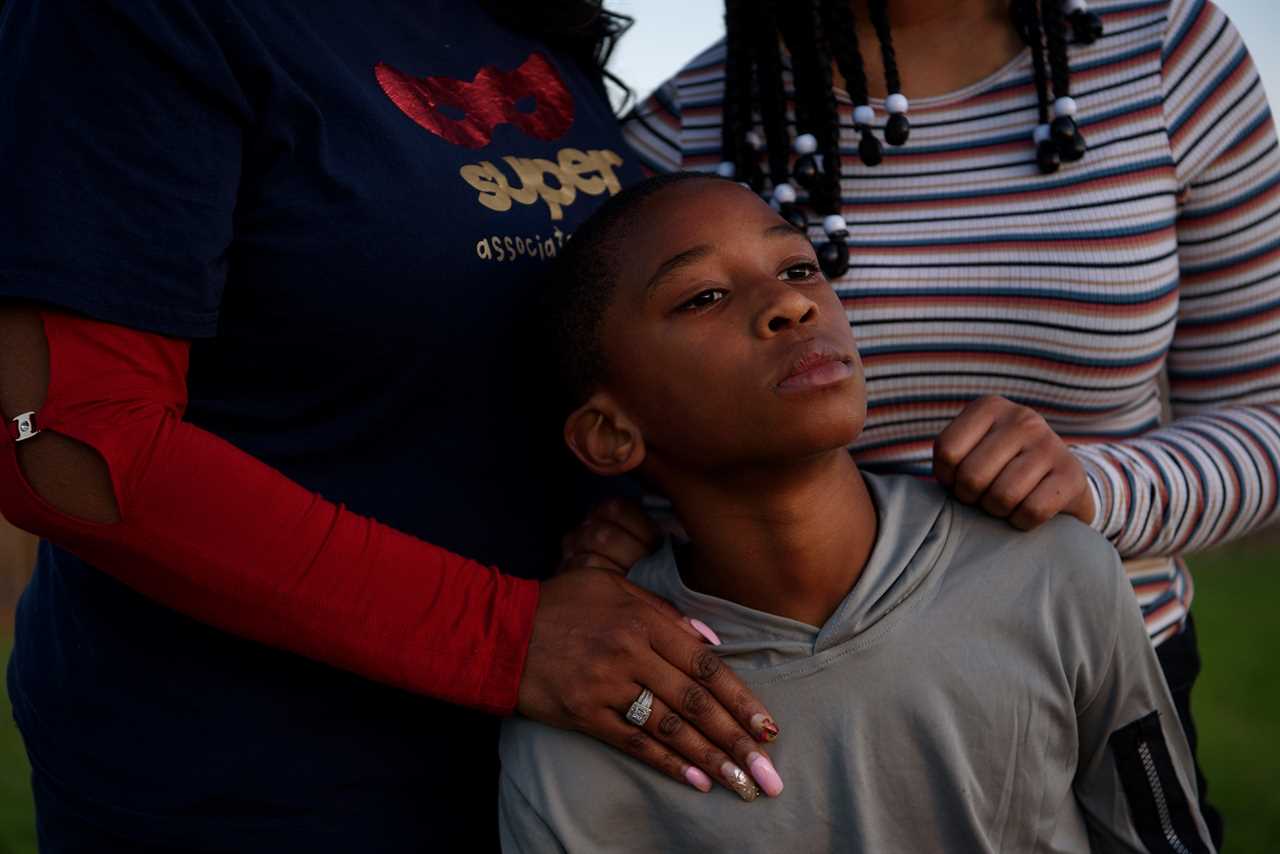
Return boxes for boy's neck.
[660,450,877,628]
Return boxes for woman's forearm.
[1072,405,1280,558]
[0,306,539,713]
[1077,0,1280,559]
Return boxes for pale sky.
[607,0,1280,121]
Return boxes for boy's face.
[590,179,867,473]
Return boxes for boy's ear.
[564,393,646,477]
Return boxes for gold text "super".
[460,148,624,221]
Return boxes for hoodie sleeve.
[1071,542,1215,853]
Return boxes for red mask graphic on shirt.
[375,52,575,150]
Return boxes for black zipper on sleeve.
[1108,711,1211,854]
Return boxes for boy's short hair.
[541,171,725,414]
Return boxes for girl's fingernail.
[721,761,762,802]
[747,752,784,797]
[684,766,713,792]
[750,713,780,742]
[688,618,722,646]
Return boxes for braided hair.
[720,0,1105,279]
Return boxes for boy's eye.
[678,289,727,311]
[780,261,821,282]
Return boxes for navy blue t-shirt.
[0,1,641,848]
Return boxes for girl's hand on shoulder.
[933,396,1096,531]
[559,497,661,574]
[517,568,783,802]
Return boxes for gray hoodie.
[500,473,1213,853]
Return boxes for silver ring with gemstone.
[625,688,654,727]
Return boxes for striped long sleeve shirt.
[621,0,1280,644]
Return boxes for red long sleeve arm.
[0,310,540,715]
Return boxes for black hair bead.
[1059,127,1087,162]
[791,153,821,189]
[1049,98,1086,162]
[885,113,911,147]
[817,239,850,279]
[1062,0,1105,46]
[883,92,911,146]
[1069,10,1104,45]
[1050,114,1077,147]
[858,132,883,167]
[1036,140,1062,174]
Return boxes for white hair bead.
[793,133,818,155]
[772,182,797,204]
[716,161,736,178]
[745,130,765,151]
[822,214,849,236]
[1062,0,1088,12]
[853,104,876,126]
[885,93,909,115]
[1033,123,1051,144]
[1052,96,1078,118]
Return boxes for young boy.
[500,174,1213,853]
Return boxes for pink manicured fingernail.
[684,766,713,792]
[688,618,722,646]
[747,752,784,797]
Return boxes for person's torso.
[10,2,642,846]
[501,477,1113,852]
[186,1,638,571]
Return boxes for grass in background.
[0,544,1273,852]
[1188,542,1280,850]
[0,636,34,854]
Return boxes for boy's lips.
[776,348,855,392]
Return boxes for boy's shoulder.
[869,472,1125,616]
[870,470,1114,555]
[872,473,1130,702]
[933,479,1127,645]
[956,486,1117,571]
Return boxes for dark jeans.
[1156,615,1225,851]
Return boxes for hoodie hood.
[627,472,954,675]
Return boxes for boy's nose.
[756,285,818,337]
